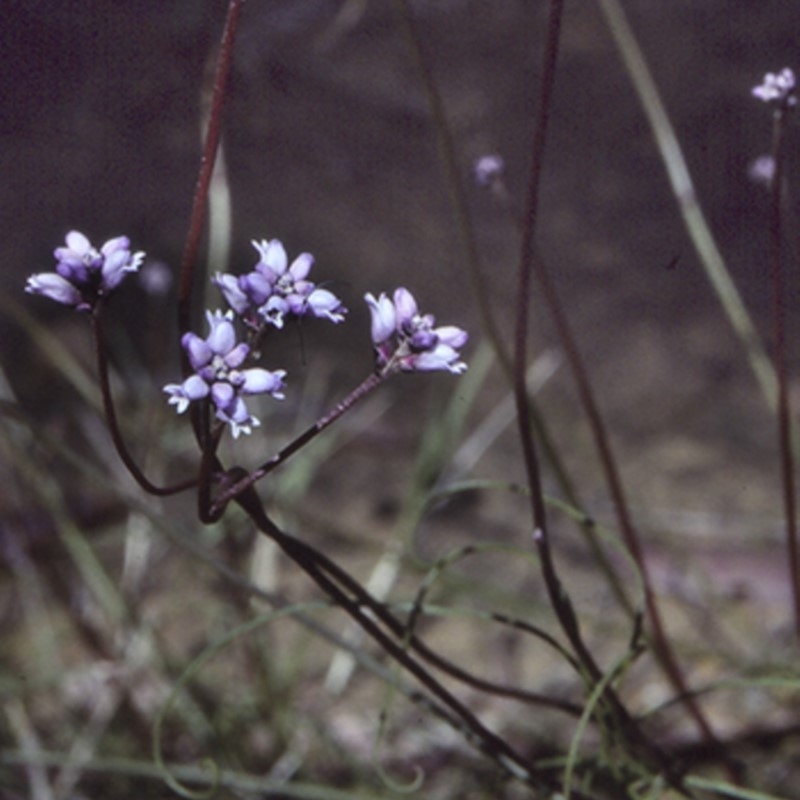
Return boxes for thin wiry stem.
[512,2,689,791]
[207,371,385,518]
[595,0,751,777]
[531,243,722,774]
[513,0,604,691]
[766,102,800,639]
[598,0,776,408]
[175,0,245,512]
[90,309,196,497]
[177,0,245,345]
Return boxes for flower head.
[213,238,347,330]
[25,231,144,311]
[752,68,797,107]
[163,310,286,438]
[364,288,467,375]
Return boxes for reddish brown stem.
[207,371,384,518]
[177,0,245,345]
[90,309,197,496]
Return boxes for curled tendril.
[371,708,426,794]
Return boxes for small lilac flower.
[365,291,396,346]
[25,231,144,311]
[163,310,286,438]
[752,68,797,107]
[472,154,505,186]
[139,260,173,296]
[213,271,259,318]
[212,238,347,330]
[748,154,776,187]
[364,288,468,375]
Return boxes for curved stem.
[513,2,560,514]
[197,417,225,524]
[278,534,584,716]
[90,310,197,497]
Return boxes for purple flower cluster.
[365,288,468,375]
[25,231,144,311]
[752,68,797,107]
[26,230,468,440]
[213,238,346,330]
[163,310,286,439]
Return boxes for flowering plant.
[20,5,798,798]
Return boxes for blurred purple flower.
[472,154,505,186]
[213,238,347,330]
[748,154,776,187]
[25,230,144,311]
[364,288,467,375]
[752,67,797,107]
[163,310,286,438]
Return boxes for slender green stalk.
[597,0,782,774]
[765,99,800,638]
[597,0,776,407]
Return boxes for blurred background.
[2,1,800,796]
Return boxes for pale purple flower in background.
[748,154,776,187]
[364,288,467,375]
[139,259,173,296]
[213,238,347,330]
[25,230,144,311]
[752,67,797,107]
[163,310,286,438]
[472,154,505,187]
